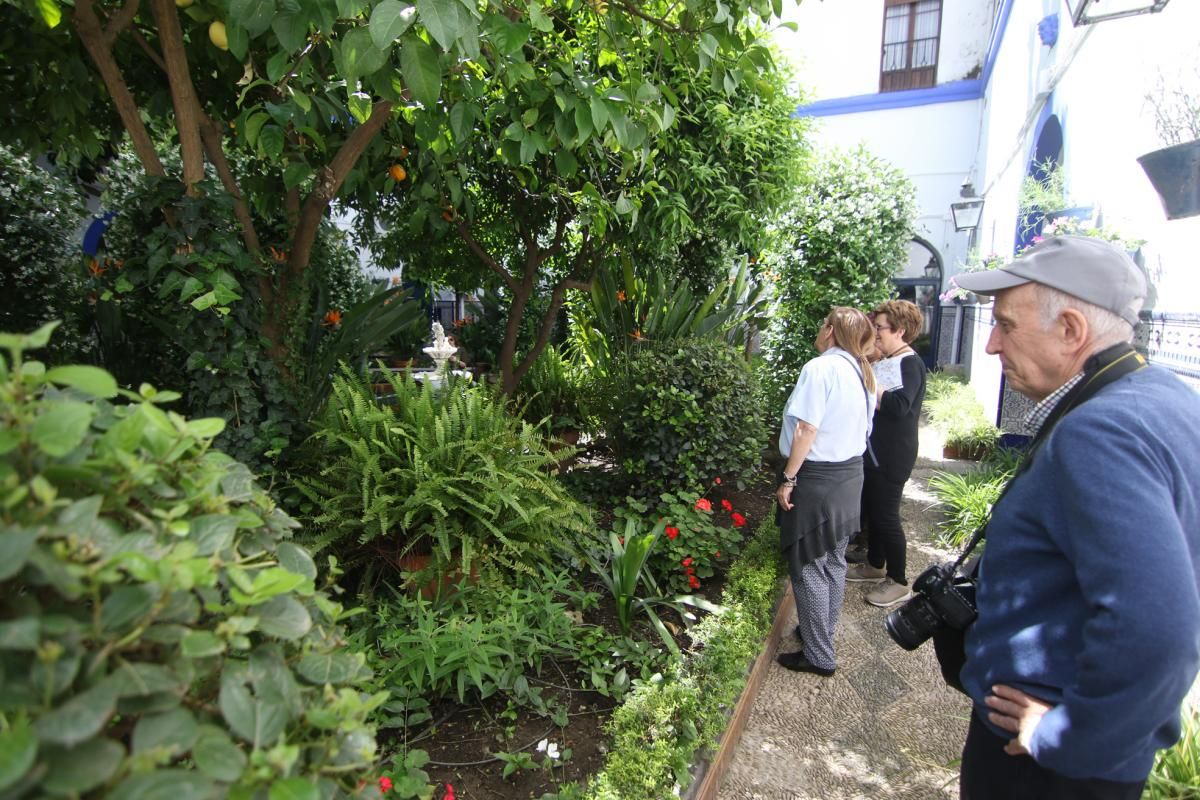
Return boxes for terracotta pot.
[396,552,478,600]
[944,443,988,461]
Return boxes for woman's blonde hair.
[824,306,877,395]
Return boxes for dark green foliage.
[0,146,90,363]
[0,324,383,798]
[514,345,588,433]
[603,338,766,496]
[293,367,594,589]
[761,146,917,411]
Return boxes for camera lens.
[885,596,942,651]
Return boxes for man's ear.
[1059,308,1090,352]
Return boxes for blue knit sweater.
[961,366,1200,782]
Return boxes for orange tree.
[1,0,806,398]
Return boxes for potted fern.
[1139,69,1200,220]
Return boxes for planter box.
[943,443,990,461]
[1138,139,1200,220]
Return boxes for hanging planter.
[1137,139,1200,220]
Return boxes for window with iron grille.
[880,0,942,92]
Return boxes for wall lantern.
[1065,0,1170,26]
[950,182,985,232]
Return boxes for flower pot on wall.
[1137,139,1200,220]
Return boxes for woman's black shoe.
[776,651,835,677]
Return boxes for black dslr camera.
[884,562,978,651]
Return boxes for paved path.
[718,427,974,800]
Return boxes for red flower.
[681,557,693,567]
[731,512,746,528]
[685,566,694,575]
[714,477,721,485]
[688,575,700,589]
[616,290,627,302]
[665,526,679,540]
[715,551,721,558]
[322,309,343,328]
[444,783,456,800]
[695,498,712,512]
[721,499,733,512]
[379,776,393,792]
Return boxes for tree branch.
[148,0,205,194]
[286,100,394,290]
[199,114,261,254]
[73,0,167,181]
[456,219,518,292]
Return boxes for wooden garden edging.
[686,580,795,800]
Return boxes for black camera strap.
[949,342,1148,575]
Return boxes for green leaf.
[347,92,373,124]
[109,769,218,800]
[485,15,529,55]
[191,291,218,311]
[0,528,38,581]
[400,37,441,108]
[34,680,118,747]
[44,366,118,398]
[192,725,246,782]
[269,778,319,800]
[277,542,317,581]
[231,0,276,37]
[181,630,227,658]
[449,102,474,143]
[226,20,250,60]
[100,585,157,633]
[256,596,312,640]
[186,418,227,438]
[527,2,553,32]
[700,32,718,60]
[272,9,309,52]
[40,737,124,795]
[295,651,363,684]
[340,27,388,80]
[34,0,61,28]
[283,162,312,190]
[369,0,416,49]
[415,0,460,51]
[258,125,285,159]
[32,401,96,457]
[244,111,270,147]
[589,96,609,133]
[0,718,37,791]
[191,514,239,556]
[219,675,288,748]
[132,709,199,756]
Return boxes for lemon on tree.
[209,20,228,50]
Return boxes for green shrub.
[924,373,1001,456]
[0,323,383,798]
[760,145,917,411]
[603,338,766,495]
[0,146,90,364]
[293,368,593,589]
[1146,707,1200,799]
[928,464,1014,548]
[583,517,784,799]
[514,345,589,433]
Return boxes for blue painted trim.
[795,0,1016,118]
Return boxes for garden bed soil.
[395,460,778,799]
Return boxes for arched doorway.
[891,235,942,370]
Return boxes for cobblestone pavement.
[718,427,974,800]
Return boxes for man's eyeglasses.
[874,324,892,332]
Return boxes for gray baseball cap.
[953,235,1146,326]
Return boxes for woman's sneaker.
[866,577,914,608]
[845,563,886,582]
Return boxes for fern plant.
[293,367,593,590]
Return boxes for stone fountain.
[422,322,457,376]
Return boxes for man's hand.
[985,684,1054,756]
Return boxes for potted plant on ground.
[1139,67,1200,220]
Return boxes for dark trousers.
[960,713,1146,800]
[861,468,907,584]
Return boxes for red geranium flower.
[688,575,700,589]
[681,557,693,567]
[714,477,721,485]
[731,512,746,528]
[379,776,393,792]
[721,499,733,512]
[444,784,456,800]
[665,526,679,540]
[695,498,712,512]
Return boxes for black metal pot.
[1137,139,1200,220]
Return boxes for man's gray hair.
[1034,284,1134,347]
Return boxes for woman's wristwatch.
[781,472,797,486]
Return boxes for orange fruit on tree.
[388,164,406,182]
[398,146,410,159]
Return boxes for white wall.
[776,0,995,100]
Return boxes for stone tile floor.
[718,427,974,800]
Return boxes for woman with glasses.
[774,307,877,676]
[846,300,928,608]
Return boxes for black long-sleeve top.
[866,353,927,483]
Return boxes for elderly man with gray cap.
[948,235,1200,799]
